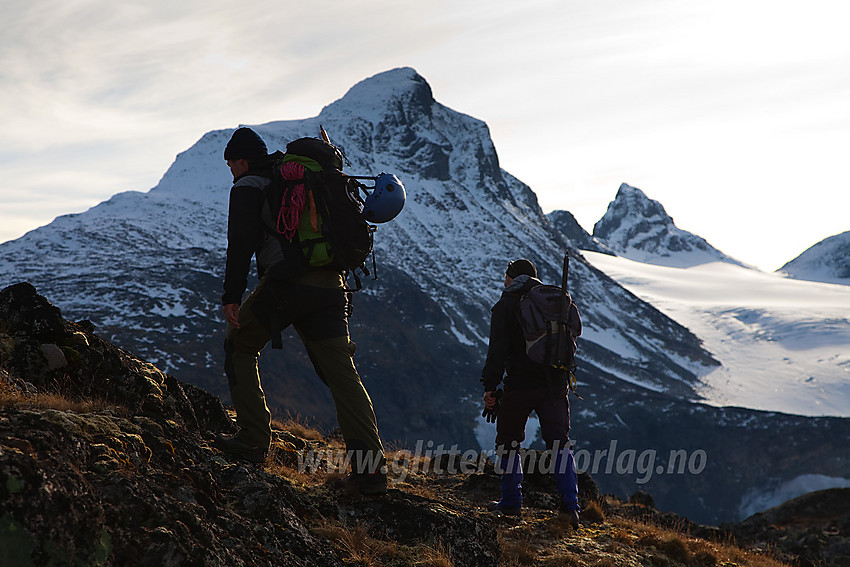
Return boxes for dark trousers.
[223,274,384,467]
[496,383,570,451]
[494,382,578,510]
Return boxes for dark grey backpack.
[518,254,582,371]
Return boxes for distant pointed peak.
[594,183,743,268]
[614,182,655,202]
[616,182,648,199]
[606,183,669,221]
[618,182,639,192]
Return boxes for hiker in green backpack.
[481,258,580,527]
[215,127,387,495]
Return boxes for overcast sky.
[1,0,848,271]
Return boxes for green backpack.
[266,137,374,278]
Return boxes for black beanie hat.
[224,127,268,161]
[506,259,537,279]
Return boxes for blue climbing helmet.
[363,173,406,223]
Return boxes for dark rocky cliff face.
[547,210,613,255]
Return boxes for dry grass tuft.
[271,412,325,441]
[582,500,606,524]
[413,539,454,567]
[635,530,663,550]
[0,378,122,414]
[312,521,455,566]
[660,536,690,563]
[500,532,538,566]
[722,546,790,567]
[313,523,378,565]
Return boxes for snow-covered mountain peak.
[317,67,505,190]
[320,67,435,125]
[779,230,850,285]
[593,183,743,268]
[608,183,665,220]
[148,68,440,204]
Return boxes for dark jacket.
[222,153,285,305]
[481,275,551,392]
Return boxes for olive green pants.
[224,275,384,468]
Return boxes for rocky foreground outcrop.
[0,283,498,566]
[730,487,850,567]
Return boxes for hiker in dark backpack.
[481,258,581,527]
[216,127,387,495]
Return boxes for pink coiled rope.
[276,161,307,239]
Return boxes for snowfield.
[583,251,850,417]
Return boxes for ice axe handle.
[561,252,569,292]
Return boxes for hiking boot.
[559,502,580,529]
[487,501,522,517]
[344,471,388,496]
[214,433,267,464]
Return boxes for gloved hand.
[481,389,503,423]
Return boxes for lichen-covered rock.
[0,283,232,433]
[0,407,340,566]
